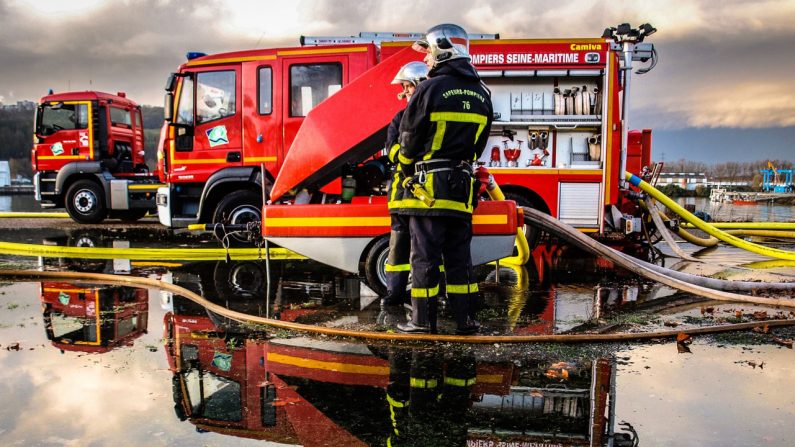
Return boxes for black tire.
[364,236,389,296]
[503,191,542,251]
[212,190,262,245]
[65,179,107,224]
[114,209,150,222]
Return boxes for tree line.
[0,105,164,178]
[662,158,794,183]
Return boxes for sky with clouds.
[1,0,794,162]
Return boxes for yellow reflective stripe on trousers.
[444,376,477,387]
[410,377,438,388]
[446,283,479,294]
[385,263,410,272]
[411,284,439,298]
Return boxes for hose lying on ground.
[522,206,795,303]
[627,172,795,260]
[1,268,793,344]
[682,222,795,231]
[642,199,701,261]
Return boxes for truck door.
[170,67,243,183]
[34,101,92,172]
[281,57,346,166]
[241,63,282,172]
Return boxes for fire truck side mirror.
[164,92,174,122]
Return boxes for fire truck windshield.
[182,369,243,422]
[37,103,88,136]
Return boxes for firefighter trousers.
[385,214,411,302]
[408,215,478,331]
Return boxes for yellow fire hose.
[0,240,303,261]
[0,212,70,218]
[627,172,795,261]
[1,268,793,344]
[682,222,795,230]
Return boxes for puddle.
[0,225,794,445]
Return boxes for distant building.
[658,172,708,190]
[0,161,10,187]
[0,100,36,111]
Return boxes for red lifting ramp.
[270,46,420,201]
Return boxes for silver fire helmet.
[412,23,470,65]
[391,61,429,87]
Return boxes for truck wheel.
[65,180,108,224]
[114,209,149,222]
[364,236,389,296]
[503,191,542,250]
[212,190,262,245]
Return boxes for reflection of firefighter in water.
[386,348,475,446]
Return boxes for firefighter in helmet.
[382,61,429,309]
[395,24,493,334]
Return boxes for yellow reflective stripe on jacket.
[386,393,408,408]
[385,263,410,272]
[389,171,402,203]
[411,284,439,298]
[398,152,414,165]
[444,376,477,387]
[399,197,474,214]
[446,283,479,294]
[423,111,490,160]
[410,377,438,388]
[388,143,400,163]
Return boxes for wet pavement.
[1,221,795,446]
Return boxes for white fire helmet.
[412,23,470,65]
[391,61,429,87]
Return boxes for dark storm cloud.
[2,0,795,132]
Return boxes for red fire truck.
[40,282,149,353]
[156,26,656,243]
[32,91,162,223]
[164,303,625,446]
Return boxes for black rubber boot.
[397,297,430,333]
[428,295,438,334]
[451,295,479,335]
[380,292,404,308]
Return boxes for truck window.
[109,106,132,128]
[38,103,88,136]
[196,70,236,124]
[289,63,342,116]
[258,67,272,115]
[176,77,194,125]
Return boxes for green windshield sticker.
[206,125,229,148]
[51,142,64,156]
[58,291,70,305]
[212,352,233,371]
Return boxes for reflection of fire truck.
[156,26,656,244]
[32,91,162,223]
[40,282,148,353]
[164,298,634,446]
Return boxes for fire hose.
[520,206,795,299]
[627,172,795,260]
[1,268,793,344]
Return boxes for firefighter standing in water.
[382,61,429,309]
[395,24,493,334]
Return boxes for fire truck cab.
[32,91,162,223]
